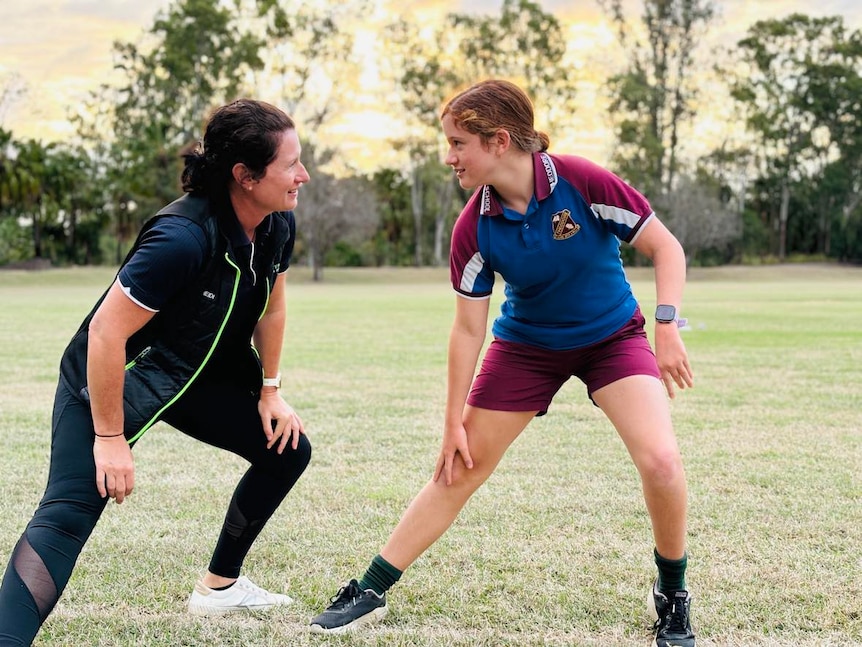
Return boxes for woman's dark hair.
[181,99,295,196]
[441,79,550,153]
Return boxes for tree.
[0,128,13,215]
[246,0,371,279]
[0,134,105,266]
[382,0,579,266]
[4,139,46,259]
[293,144,378,282]
[802,24,862,259]
[370,167,413,266]
[0,72,26,131]
[652,174,742,265]
[730,14,860,260]
[76,0,266,257]
[449,0,577,138]
[41,145,108,265]
[600,0,716,196]
[247,0,369,133]
[380,17,460,266]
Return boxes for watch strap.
[262,372,281,388]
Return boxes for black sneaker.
[648,580,696,647]
[309,579,388,634]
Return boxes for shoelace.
[329,582,361,609]
[663,598,689,635]
[235,578,274,600]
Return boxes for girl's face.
[253,129,310,212]
[442,114,498,190]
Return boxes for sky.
[1,0,861,170]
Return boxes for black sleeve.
[117,217,208,311]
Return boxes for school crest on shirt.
[551,209,580,240]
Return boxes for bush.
[0,218,32,266]
[325,241,364,267]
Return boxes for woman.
[0,99,312,645]
[310,80,696,647]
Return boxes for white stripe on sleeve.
[117,278,159,313]
[628,212,655,245]
[459,251,486,293]
[591,203,643,229]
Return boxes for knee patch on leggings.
[223,496,264,541]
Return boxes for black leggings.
[0,378,311,646]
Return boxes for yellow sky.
[1,0,860,170]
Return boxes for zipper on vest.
[249,241,257,286]
[127,252,242,443]
[125,345,152,370]
[258,276,271,321]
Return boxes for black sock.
[358,554,402,596]
[654,548,687,593]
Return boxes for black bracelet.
[95,432,125,438]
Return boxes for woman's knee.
[29,495,106,543]
[253,432,312,479]
[293,433,312,471]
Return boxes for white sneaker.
[187,575,293,616]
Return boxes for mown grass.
[0,263,860,646]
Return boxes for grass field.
[0,264,860,646]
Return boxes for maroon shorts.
[467,307,660,415]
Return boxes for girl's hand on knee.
[434,422,474,486]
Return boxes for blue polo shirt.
[450,153,654,350]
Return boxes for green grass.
[0,263,860,646]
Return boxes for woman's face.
[254,129,310,212]
[442,114,496,190]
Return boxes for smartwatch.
[655,304,677,324]
[262,372,282,389]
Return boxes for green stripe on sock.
[359,554,402,596]
[654,548,687,593]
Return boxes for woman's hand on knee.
[258,391,305,454]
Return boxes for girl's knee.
[639,449,685,488]
[441,458,494,494]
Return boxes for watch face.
[655,305,677,322]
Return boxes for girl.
[311,80,695,647]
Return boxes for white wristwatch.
[262,372,281,389]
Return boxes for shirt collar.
[478,152,558,216]
[219,206,274,248]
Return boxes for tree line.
[1,0,860,277]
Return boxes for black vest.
[58,194,294,441]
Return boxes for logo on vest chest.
[551,209,580,240]
[203,290,216,300]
